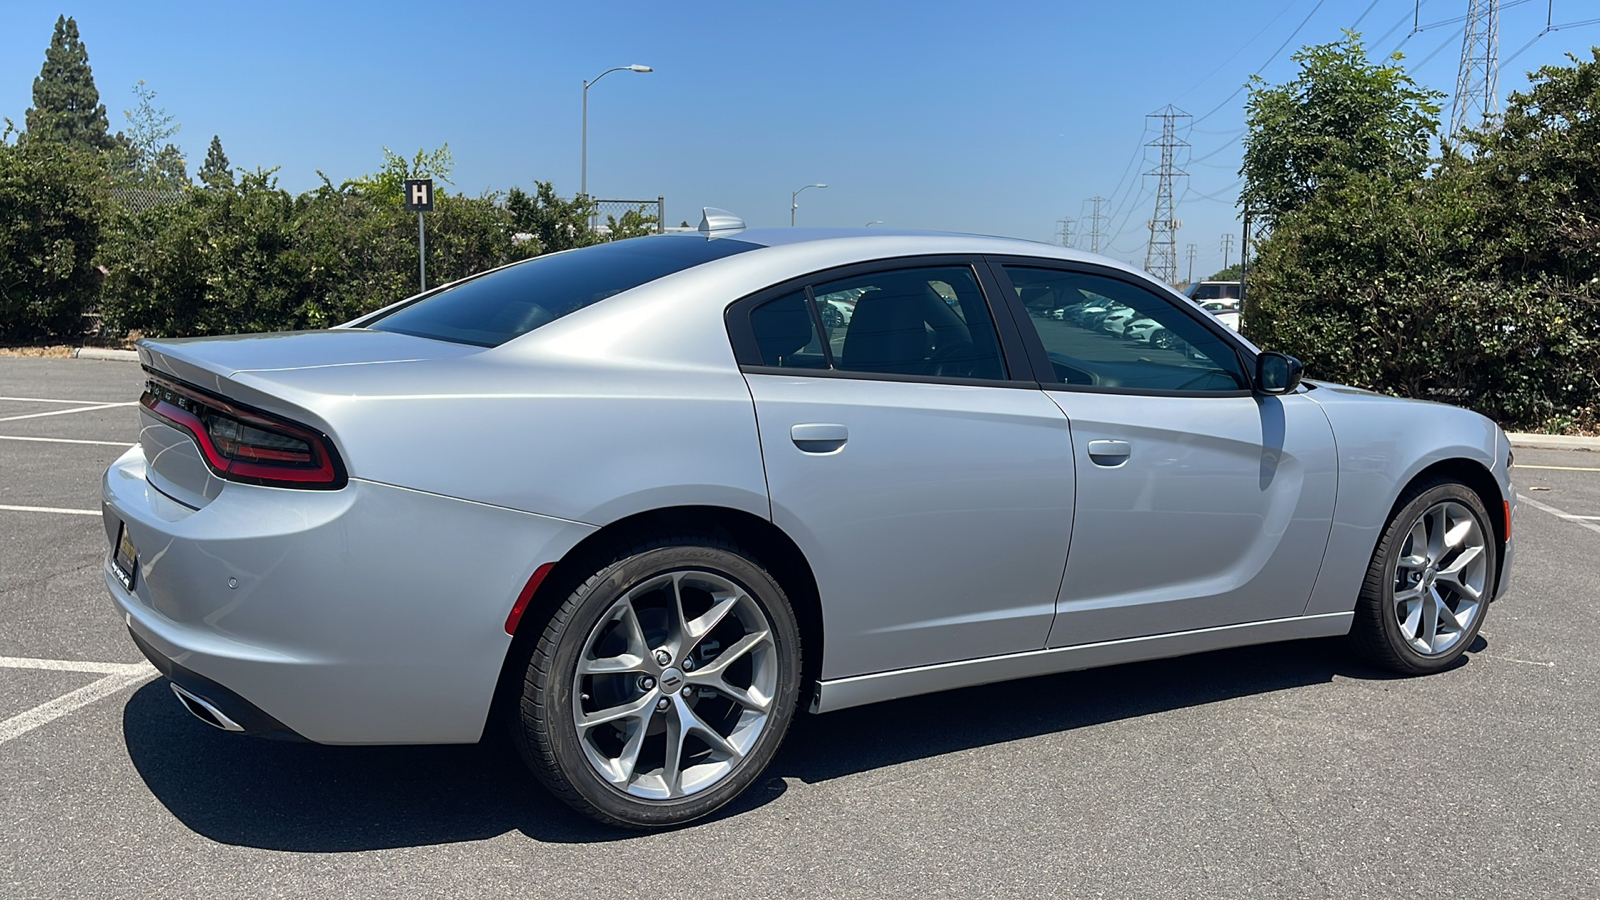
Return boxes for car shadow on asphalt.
[121,635,1484,849]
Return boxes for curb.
[1507,432,1600,452]
[71,347,139,362]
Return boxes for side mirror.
[1256,352,1304,394]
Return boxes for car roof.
[652,227,1150,279]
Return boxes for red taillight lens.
[141,374,346,489]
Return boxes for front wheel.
[1351,480,1497,674]
[513,535,802,828]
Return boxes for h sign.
[403,179,434,212]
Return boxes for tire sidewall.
[1375,483,1498,670]
[536,542,801,827]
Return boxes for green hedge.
[0,142,107,341]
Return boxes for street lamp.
[582,64,652,202]
[790,183,827,226]
[865,220,883,227]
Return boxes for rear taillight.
[140,373,346,489]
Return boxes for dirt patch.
[0,346,74,358]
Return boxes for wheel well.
[489,506,825,734]
[1389,458,1509,589]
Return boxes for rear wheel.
[513,535,801,828]
[1351,480,1497,674]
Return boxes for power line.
[1419,24,1467,68]
[1174,0,1303,103]
[1193,0,1330,126]
[1504,3,1600,67]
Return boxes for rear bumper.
[102,446,595,744]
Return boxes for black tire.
[1350,479,1497,674]
[512,534,802,828]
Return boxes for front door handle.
[1087,439,1131,466]
[791,423,848,453]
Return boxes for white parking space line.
[0,396,130,405]
[0,657,158,744]
[0,504,101,516]
[1518,494,1600,537]
[1515,464,1600,473]
[0,656,151,675]
[0,402,137,424]
[0,435,134,447]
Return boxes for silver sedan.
[102,213,1514,828]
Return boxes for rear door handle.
[1087,439,1131,466]
[791,423,848,453]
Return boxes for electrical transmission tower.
[1220,233,1235,270]
[1056,217,1075,248]
[1185,243,1197,284]
[1083,196,1109,254]
[1142,105,1190,283]
[1451,0,1501,136]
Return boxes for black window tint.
[749,291,827,368]
[1005,267,1247,392]
[366,236,759,347]
[814,266,1006,380]
[1187,282,1240,301]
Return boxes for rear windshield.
[365,236,760,347]
[1188,282,1240,301]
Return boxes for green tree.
[22,16,115,152]
[1244,48,1600,432]
[198,135,232,189]
[505,181,599,254]
[344,144,455,206]
[0,140,108,339]
[603,207,660,241]
[1240,33,1442,228]
[113,80,188,188]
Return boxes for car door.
[989,260,1338,648]
[728,259,1076,680]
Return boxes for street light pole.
[791,183,827,226]
[582,64,652,203]
[865,220,883,227]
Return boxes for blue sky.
[3,0,1596,279]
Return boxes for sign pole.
[403,178,435,294]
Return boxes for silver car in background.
[103,213,1514,828]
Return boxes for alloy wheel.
[571,569,777,800]
[1391,500,1487,657]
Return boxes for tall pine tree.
[23,16,115,151]
[198,135,233,188]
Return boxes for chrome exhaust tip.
[169,682,246,732]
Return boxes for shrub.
[0,141,108,340]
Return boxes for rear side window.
[744,265,1008,381]
[365,236,759,347]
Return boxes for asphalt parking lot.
[3,355,1600,898]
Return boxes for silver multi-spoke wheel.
[572,569,777,800]
[1390,500,1487,657]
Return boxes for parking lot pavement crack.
[1246,756,1334,898]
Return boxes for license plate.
[112,521,138,590]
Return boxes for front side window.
[746,265,1007,380]
[1004,266,1247,392]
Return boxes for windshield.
[365,235,760,347]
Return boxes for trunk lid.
[135,329,480,507]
